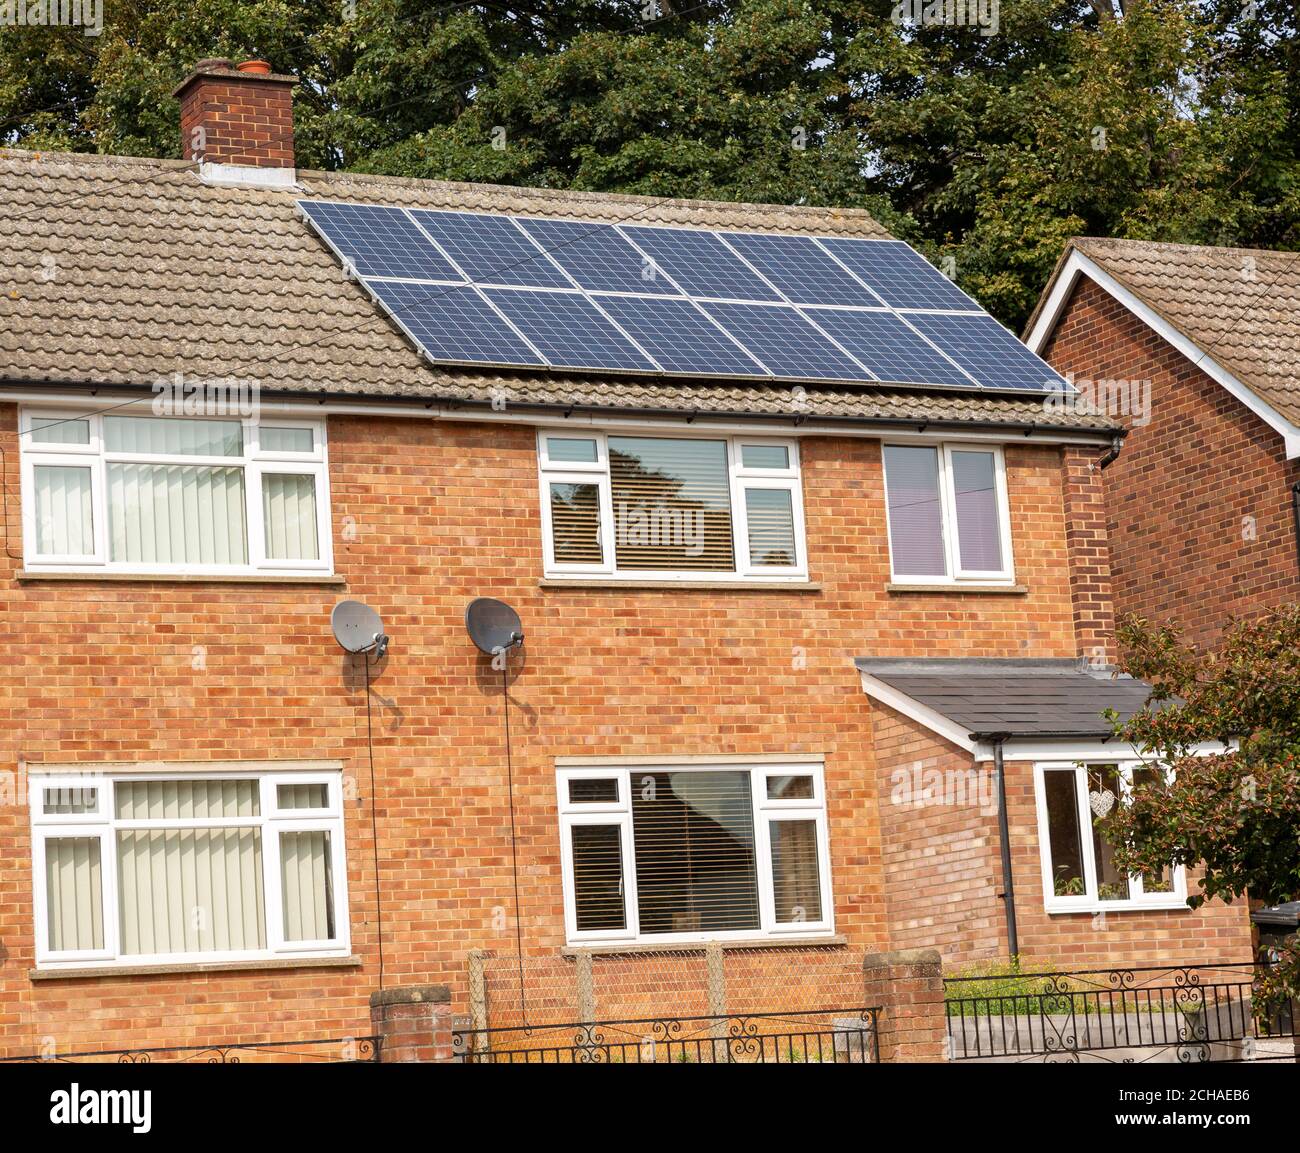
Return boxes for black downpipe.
[1291,481,1300,575]
[992,737,1019,960]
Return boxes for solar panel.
[299,201,464,282]
[482,289,657,373]
[701,303,866,381]
[595,296,767,376]
[408,210,573,289]
[620,225,782,301]
[907,313,1067,391]
[803,309,974,387]
[720,233,881,307]
[298,199,1069,393]
[516,218,677,295]
[367,280,544,367]
[818,239,979,311]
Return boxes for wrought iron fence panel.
[944,963,1295,1063]
[454,1008,879,1064]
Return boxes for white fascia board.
[973,737,1231,763]
[858,670,976,754]
[1027,249,1300,460]
[0,388,1114,447]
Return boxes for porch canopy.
[855,657,1156,747]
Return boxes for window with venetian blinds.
[538,431,806,579]
[559,764,832,944]
[31,771,348,968]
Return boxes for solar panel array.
[297,200,1068,393]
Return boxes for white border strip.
[1027,248,1300,459]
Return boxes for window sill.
[1044,903,1190,916]
[29,954,363,981]
[886,582,1027,595]
[16,570,346,586]
[560,935,846,957]
[540,578,822,592]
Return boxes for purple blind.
[883,446,946,576]
[951,450,1003,573]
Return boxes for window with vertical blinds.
[560,762,831,944]
[538,431,806,579]
[21,410,330,575]
[31,770,348,968]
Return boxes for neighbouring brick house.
[0,61,1254,1061]
[1026,237,1300,649]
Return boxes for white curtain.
[107,463,247,565]
[262,473,319,560]
[34,465,93,556]
[280,831,334,941]
[115,780,264,955]
[45,837,104,951]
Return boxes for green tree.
[1103,609,1300,1005]
[0,0,1297,326]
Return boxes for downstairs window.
[1034,760,1186,913]
[30,769,349,969]
[557,762,832,945]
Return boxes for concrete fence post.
[861,948,947,1062]
[369,985,455,1062]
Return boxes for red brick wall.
[178,70,295,168]
[870,705,1006,966]
[0,406,1124,1056]
[872,710,1253,972]
[1042,276,1300,649]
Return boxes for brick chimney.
[173,58,297,185]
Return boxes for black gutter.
[0,379,1126,441]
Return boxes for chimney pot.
[236,59,272,74]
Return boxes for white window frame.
[19,408,333,577]
[29,769,351,970]
[556,761,833,946]
[882,441,1015,586]
[537,430,808,582]
[1032,759,1188,914]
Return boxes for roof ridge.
[298,166,887,226]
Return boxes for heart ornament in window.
[1089,788,1116,819]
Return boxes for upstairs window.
[537,431,806,581]
[557,762,833,945]
[882,443,1013,584]
[20,410,331,576]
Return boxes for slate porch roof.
[0,148,1117,434]
[856,657,1154,740]
[1026,235,1300,428]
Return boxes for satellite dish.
[466,597,524,655]
[331,600,389,657]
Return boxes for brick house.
[1025,237,1300,649]
[0,61,1253,1061]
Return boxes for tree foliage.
[1104,610,1300,1003]
[1,0,1297,325]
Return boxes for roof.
[856,657,1154,741]
[0,148,1116,433]
[1027,236,1300,427]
